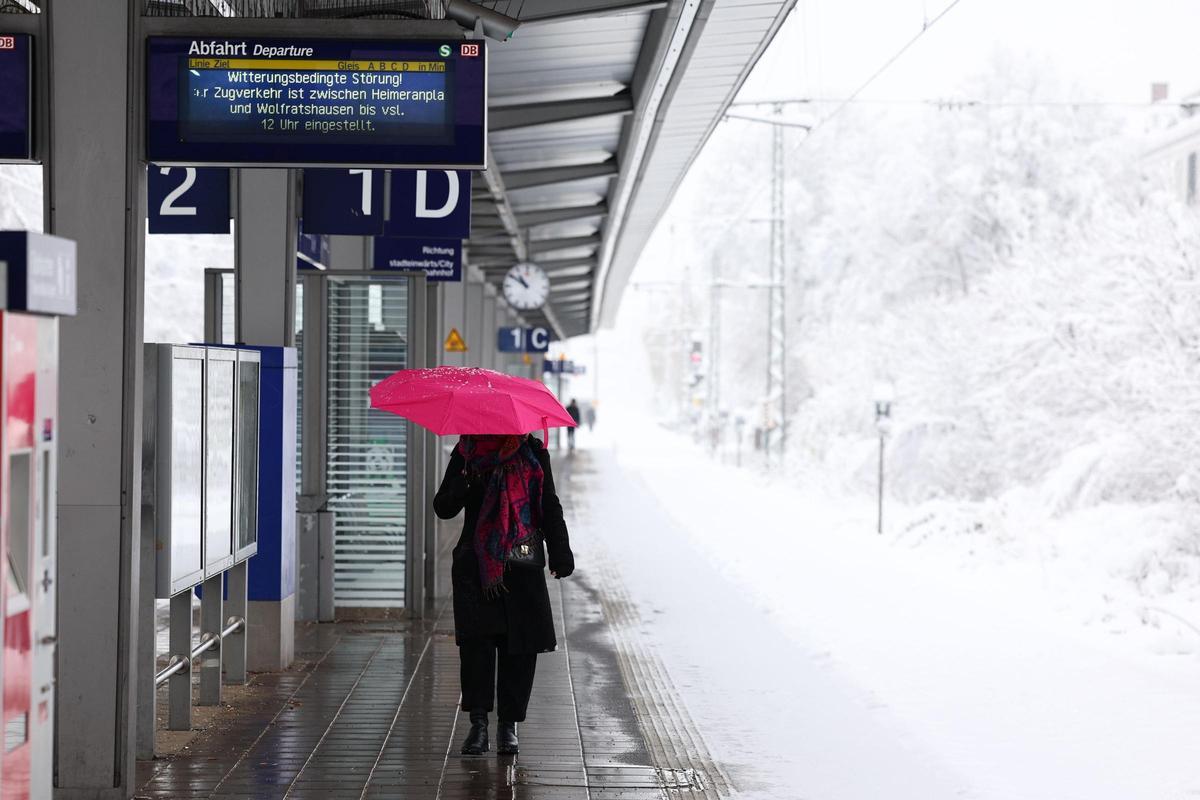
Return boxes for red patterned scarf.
[457,434,544,595]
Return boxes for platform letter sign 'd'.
[386,170,472,239]
[148,166,231,234]
[302,168,385,235]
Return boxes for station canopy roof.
[466,0,796,338]
[49,0,795,339]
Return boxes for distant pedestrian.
[585,404,596,432]
[434,434,575,757]
[566,399,581,450]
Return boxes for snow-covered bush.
[641,53,1200,516]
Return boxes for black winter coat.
[433,439,574,653]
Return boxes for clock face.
[502,263,551,311]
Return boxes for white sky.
[739,0,1200,104]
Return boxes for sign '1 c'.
[497,326,551,353]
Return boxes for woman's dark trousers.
[459,636,537,722]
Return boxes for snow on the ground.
[572,413,1200,800]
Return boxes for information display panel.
[0,34,33,163]
[146,37,486,168]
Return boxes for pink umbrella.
[369,366,576,438]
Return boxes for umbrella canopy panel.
[370,366,577,437]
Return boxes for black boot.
[496,721,519,755]
[460,711,489,755]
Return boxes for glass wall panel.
[325,278,408,609]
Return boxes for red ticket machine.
[0,232,76,800]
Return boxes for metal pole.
[198,574,223,705]
[877,433,885,535]
[154,616,245,688]
[168,591,192,731]
[556,368,564,450]
[224,561,248,684]
[708,254,721,448]
[765,103,788,468]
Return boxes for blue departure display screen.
[0,34,33,163]
[146,37,486,168]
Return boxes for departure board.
[0,34,33,163]
[146,37,486,168]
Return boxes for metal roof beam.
[550,279,593,293]
[491,93,633,133]
[469,244,524,257]
[519,0,667,23]
[541,257,597,275]
[517,203,608,228]
[504,160,618,191]
[529,235,601,254]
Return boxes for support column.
[235,169,298,670]
[167,593,192,733]
[224,561,248,684]
[405,276,428,615]
[197,574,223,705]
[440,279,466,368]
[236,169,297,347]
[47,2,145,796]
[328,234,367,271]
[481,288,498,371]
[464,280,484,369]
[435,278,465,495]
[424,283,440,607]
[297,277,330,622]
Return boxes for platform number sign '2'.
[147,166,231,234]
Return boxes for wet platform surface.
[135,454,728,800]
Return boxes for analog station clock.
[502,262,550,311]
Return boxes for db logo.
[0,37,14,51]
[460,43,481,57]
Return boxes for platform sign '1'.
[498,327,551,353]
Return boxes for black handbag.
[507,529,545,570]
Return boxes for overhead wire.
[812,0,968,135]
[703,0,971,251]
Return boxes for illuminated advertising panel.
[0,34,33,163]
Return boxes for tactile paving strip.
[557,455,734,800]
[511,764,704,790]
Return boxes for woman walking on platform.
[434,433,574,756]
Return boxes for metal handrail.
[154,616,245,688]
